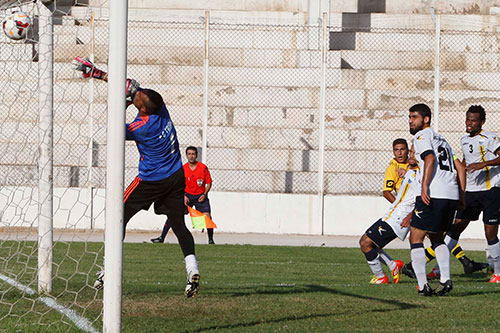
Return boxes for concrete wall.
[0,186,487,240]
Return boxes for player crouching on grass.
[359,146,420,285]
[72,56,201,298]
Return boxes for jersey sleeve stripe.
[128,120,146,132]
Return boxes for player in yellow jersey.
[383,139,410,203]
[360,145,420,284]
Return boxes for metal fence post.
[318,12,327,235]
[201,11,210,163]
[430,8,440,132]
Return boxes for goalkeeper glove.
[72,56,105,80]
[126,78,140,99]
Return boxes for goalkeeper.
[73,56,201,297]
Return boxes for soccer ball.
[2,11,31,40]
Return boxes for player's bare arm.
[454,157,466,210]
[198,183,212,202]
[466,151,500,173]
[401,211,412,228]
[383,190,396,203]
[421,153,435,205]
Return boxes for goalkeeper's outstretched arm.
[72,56,140,101]
[72,56,108,81]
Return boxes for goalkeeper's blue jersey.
[125,100,182,181]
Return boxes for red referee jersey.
[183,162,212,195]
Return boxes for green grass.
[1,242,500,332]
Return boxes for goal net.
[0,1,107,331]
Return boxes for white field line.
[0,273,99,333]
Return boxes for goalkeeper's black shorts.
[123,167,185,217]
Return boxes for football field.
[1,241,499,332]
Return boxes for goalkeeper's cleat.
[426,267,440,280]
[489,274,500,283]
[460,256,488,274]
[369,275,389,285]
[93,270,104,290]
[435,279,453,296]
[151,236,164,243]
[185,273,200,298]
[392,260,404,284]
[418,283,435,297]
[401,262,416,279]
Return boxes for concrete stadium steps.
[5,59,500,95]
[0,134,401,172]
[3,101,499,134]
[0,164,382,194]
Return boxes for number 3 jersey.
[413,127,459,200]
[461,129,500,192]
[381,168,421,240]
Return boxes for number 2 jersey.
[125,95,182,181]
[381,168,420,240]
[413,127,459,200]
[461,129,500,192]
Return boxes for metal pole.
[103,0,128,331]
[201,11,209,163]
[88,9,95,229]
[37,0,54,294]
[318,12,327,235]
[430,8,440,132]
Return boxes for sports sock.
[424,246,436,262]
[365,249,385,278]
[486,245,494,268]
[160,220,171,239]
[411,243,427,290]
[376,249,396,270]
[433,242,451,283]
[487,237,500,275]
[452,244,466,260]
[184,254,199,278]
[444,235,459,254]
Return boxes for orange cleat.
[392,260,404,284]
[370,275,389,284]
[489,274,500,283]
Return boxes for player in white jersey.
[359,146,420,284]
[452,105,500,283]
[408,103,466,296]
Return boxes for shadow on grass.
[180,284,421,333]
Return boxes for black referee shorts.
[123,167,185,217]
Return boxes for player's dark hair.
[142,89,163,115]
[409,103,432,124]
[186,146,198,156]
[392,138,408,149]
[467,105,485,121]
